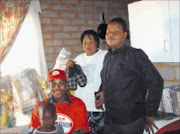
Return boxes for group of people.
[29,17,164,134]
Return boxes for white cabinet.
[128,0,179,62]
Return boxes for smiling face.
[49,79,67,103]
[82,34,98,56]
[106,22,127,51]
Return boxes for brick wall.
[154,63,180,87]
[39,0,179,87]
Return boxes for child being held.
[33,102,64,134]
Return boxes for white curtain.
[1,0,48,81]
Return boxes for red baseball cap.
[48,69,66,81]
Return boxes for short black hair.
[80,30,100,48]
[38,103,56,117]
[109,17,128,32]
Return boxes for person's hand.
[145,116,158,134]
[66,60,76,69]
[95,91,104,111]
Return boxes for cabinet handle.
[164,40,168,52]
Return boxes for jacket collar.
[108,44,128,54]
[48,93,73,104]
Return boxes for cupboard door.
[128,1,172,62]
[169,0,180,62]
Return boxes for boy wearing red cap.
[29,69,90,134]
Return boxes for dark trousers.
[103,117,145,134]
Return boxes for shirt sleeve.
[98,53,107,93]
[29,102,41,129]
[77,100,90,133]
[98,83,103,92]
[135,49,164,116]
